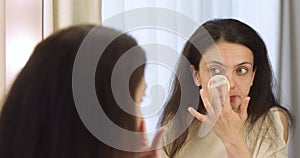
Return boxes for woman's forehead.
[201,42,254,66]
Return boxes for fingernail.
[187,107,195,115]
[247,97,251,102]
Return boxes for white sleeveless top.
[160,107,288,158]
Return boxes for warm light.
[5,0,43,91]
[6,31,40,87]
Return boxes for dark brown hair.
[0,25,145,158]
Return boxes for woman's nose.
[225,73,235,90]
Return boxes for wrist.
[223,135,252,158]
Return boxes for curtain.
[44,0,101,37]
[278,0,300,157]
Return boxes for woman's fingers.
[138,126,168,158]
[151,126,168,149]
[200,89,210,111]
[238,97,250,121]
[200,89,218,116]
[138,119,149,149]
[188,107,206,122]
[222,88,232,112]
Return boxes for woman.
[0,25,166,158]
[160,19,292,158]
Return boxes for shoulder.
[244,107,289,157]
[268,107,289,143]
[245,106,289,143]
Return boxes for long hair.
[160,18,293,157]
[0,25,145,158]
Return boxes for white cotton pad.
[207,75,230,92]
[198,75,230,138]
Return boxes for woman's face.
[134,75,146,106]
[192,41,256,111]
[134,75,146,131]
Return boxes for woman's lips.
[230,96,236,102]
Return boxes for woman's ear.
[190,65,201,86]
[251,66,257,86]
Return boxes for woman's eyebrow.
[206,61,223,65]
[236,62,253,66]
[206,61,253,68]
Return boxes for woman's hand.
[138,120,168,158]
[188,89,252,158]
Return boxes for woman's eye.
[237,67,248,75]
[209,67,223,75]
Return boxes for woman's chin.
[230,102,240,112]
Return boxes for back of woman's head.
[0,25,145,158]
